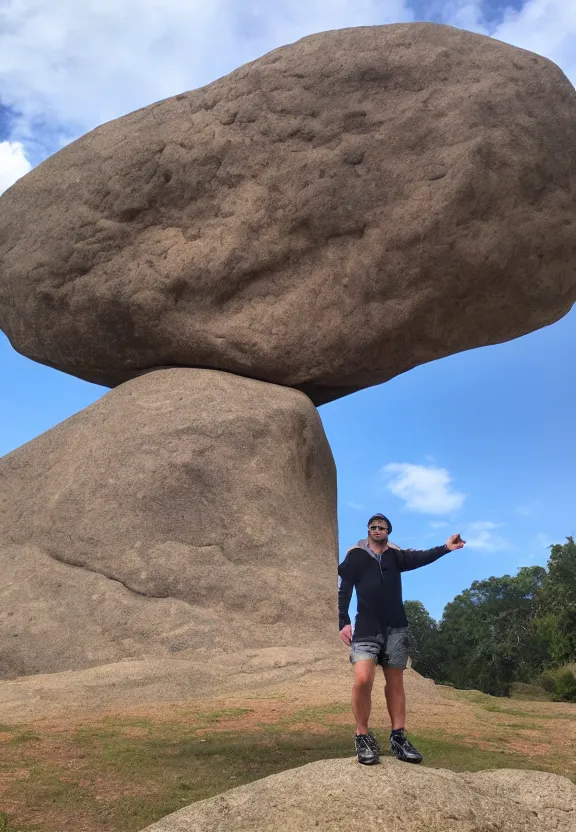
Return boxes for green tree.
[533,614,572,667]
[404,600,441,679]
[437,567,548,696]
[540,537,576,664]
[405,537,576,696]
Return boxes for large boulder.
[141,758,576,831]
[1,24,575,405]
[0,369,337,678]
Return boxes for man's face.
[368,519,389,545]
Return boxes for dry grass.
[0,666,574,831]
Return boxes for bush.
[554,670,576,702]
[538,666,576,701]
[539,670,557,693]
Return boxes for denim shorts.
[350,627,410,670]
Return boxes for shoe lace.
[367,732,380,753]
[355,734,376,753]
[392,732,415,752]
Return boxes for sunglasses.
[369,525,388,532]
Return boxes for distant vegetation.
[405,536,576,700]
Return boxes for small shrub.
[553,670,576,702]
[538,667,576,701]
[539,670,557,693]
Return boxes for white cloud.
[436,1,487,33]
[0,141,32,194]
[1,0,574,167]
[515,502,538,517]
[0,0,412,153]
[347,501,367,511]
[535,532,554,549]
[430,520,449,529]
[437,1,576,85]
[464,520,511,552]
[382,463,467,514]
[491,1,576,85]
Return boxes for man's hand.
[339,624,352,646]
[446,533,466,551]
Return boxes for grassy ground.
[509,682,554,701]
[0,691,574,832]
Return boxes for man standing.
[338,513,465,765]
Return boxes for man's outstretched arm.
[395,533,465,572]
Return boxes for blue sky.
[1,0,575,621]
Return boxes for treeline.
[405,536,576,700]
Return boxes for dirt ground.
[1,645,574,759]
[0,647,574,832]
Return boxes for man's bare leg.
[352,659,377,734]
[383,667,406,730]
[383,667,422,762]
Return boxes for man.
[338,513,465,765]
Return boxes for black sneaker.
[367,731,381,756]
[354,732,380,765]
[389,730,423,763]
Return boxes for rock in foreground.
[0,369,337,678]
[141,758,576,832]
[1,24,575,403]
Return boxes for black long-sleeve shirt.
[338,543,449,639]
